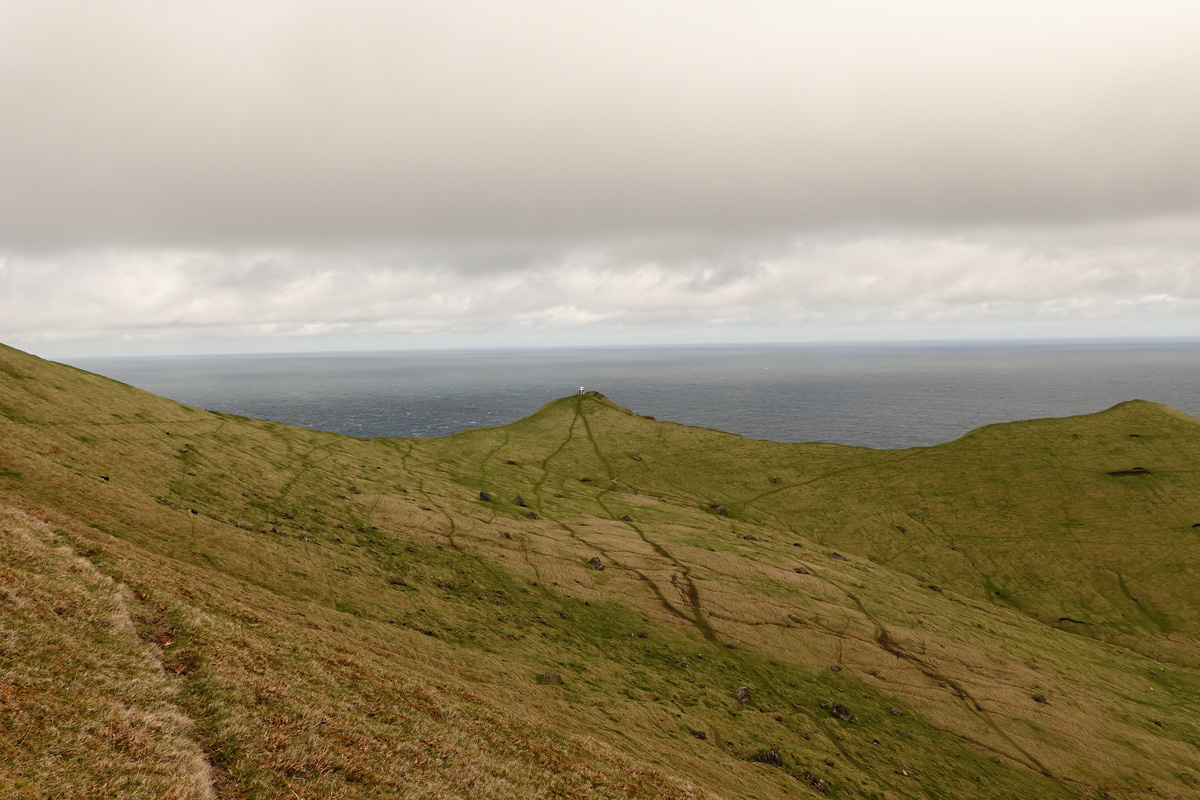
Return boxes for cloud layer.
[5,220,1199,354]
[2,1,1199,353]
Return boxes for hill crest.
[3,342,1200,799]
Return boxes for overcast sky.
[2,1,1200,357]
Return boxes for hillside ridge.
[3,342,1200,799]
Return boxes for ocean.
[66,339,1200,450]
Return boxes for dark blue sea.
[65,340,1200,449]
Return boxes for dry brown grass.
[0,505,214,799]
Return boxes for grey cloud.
[4,2,1200,356]
[4,224,1200,355]
[2,2,1200,250]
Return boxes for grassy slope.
[2,342,1199,799]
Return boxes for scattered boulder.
[588,556,604,571]
[929,584,943,592]
[890,707,905,716]
[478,491,492,502]
[747,746,783,766]
[689,729,707,740]
[734,686,752,704]
[525,511,540,520]
[506,459,517,465]
[631,455,643,461]
[1032,693,1049,705]
[621,515,632,521]
[830,552,847,562]
[541,672,563,684]
[830,664,843,672]
[830,702,853,722]
[743,535,758,541]
[801,771,830,794]
[794,566,810,575]
[714,505,728,516]
[514,495,527,507]
[788,614,804,624]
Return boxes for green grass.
[2,340,1200,798]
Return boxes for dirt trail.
[742,452,922,506]
[576,403,718,642]
[832,581,1058,780]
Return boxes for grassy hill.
[2,341,1199,799]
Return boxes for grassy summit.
[2,341,1199,799]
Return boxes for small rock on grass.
[588,556,604,570]
[478,491,492,501]
[747,746,783,766]
[1032,693,1049,704]
[541,672,563,684]
[735,686,752,704]
[802,771,830,793]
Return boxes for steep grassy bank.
[2,342,1199,798]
